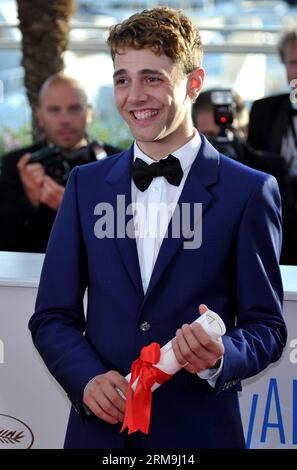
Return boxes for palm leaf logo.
[0,428,25,444]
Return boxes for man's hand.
[17,153,45,207]
[171,304,224,374]
[83,371,129,424]
[40,176,65,211]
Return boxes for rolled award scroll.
[127,309,225,391]
[120,310,226,435]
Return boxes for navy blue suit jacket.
[29,136,287,449]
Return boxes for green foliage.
[87,116,133,151]
[0,116,133,158]
[0,125,32,157]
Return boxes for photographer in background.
[192,88,288,195]
[248,27,297,265]
[0,73,119,253]
[192,88,249,162]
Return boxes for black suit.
[248,93,297,265]
[248,93,291,153]
[0,139,120,253]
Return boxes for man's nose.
[59,110,72,122]
[127,82,148,104]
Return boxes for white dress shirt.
[132,130,201,293]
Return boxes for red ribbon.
[121,342,172,435]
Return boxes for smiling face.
[37,81,92,150]
[113,48,204,158]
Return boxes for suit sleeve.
[215,174,287,392]
[29,166,106,415]
[247,98,279,153]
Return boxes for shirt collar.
[133,128,201,172]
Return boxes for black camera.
[208,89,241,161]
[211,89,236,128]
[29,141,106,185]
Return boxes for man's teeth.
[133,110,158,120]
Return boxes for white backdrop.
[0,252,296,448]
[0,252,69,449]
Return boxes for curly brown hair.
[107,6,203,74]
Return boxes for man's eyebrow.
[113,68,164,78]
[139,69,163,76]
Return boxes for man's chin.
[130,130,159,143]
[56,139,78,151]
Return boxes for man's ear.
[188,67,205,102]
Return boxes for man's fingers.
[111,373,129,397]
[105,383,126,416]
[42,175,60,189]
[191,322,224,355]
[171,335,188,367]
[172,335,205,372]
[18,153,44,175]
[100,391,125,422]
[28,166,45,177]
[87,397,119,424]
[19,160,45,186]
[40,180,57,198]
[181,323,220,364]
[32,173,45,186]
[199,304,208,315]
[181,323,203,353]
[83,371,129,425]
[41,177,65,196]
[172,322,224,373]
[17,153,32,170]
[26,163,44,174]
[175,326,199,363]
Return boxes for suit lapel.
[105,146,144,296]
[104,138,220,300]
[144,137,219,300]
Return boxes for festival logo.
[0,414,34,449]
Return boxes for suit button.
[139,321,150,332]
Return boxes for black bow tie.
[290,108,297,116]
[131,154,183,192]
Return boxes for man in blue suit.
[29,7,287,449]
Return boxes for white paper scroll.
[124,310,226,393]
